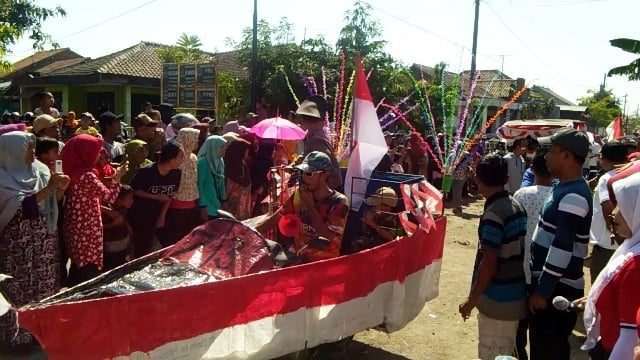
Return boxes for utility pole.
[250,0,258,113]
[469,0,481,92]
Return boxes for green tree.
[336,0,385,59]
[0,0,66,71]
[216,71,248,122]
[157,33,210,64]
[578,89,622,128]
[608,38,640,81]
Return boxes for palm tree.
[608,38,640,80]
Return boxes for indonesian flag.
[17,216,447,359]
[606,116,624,141]
[345,57,389,210]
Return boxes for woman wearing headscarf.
[62,134,123,286]
[121,139,152,185]
[583,171,640,360]
[197,135,227,218]
[222,139,253,220]
[0,131,69,347]
[160,128,203,246]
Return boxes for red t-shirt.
[596,254,640,351]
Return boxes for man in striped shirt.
[528,129,593,360]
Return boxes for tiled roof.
[11,48,69,73]
[460,69,513,81]
[35,58,87,75]
[46,42,165,79]
[43,41,247,80]
[214,50,248,80]
[530,85,575,106]
[463,79,517,99]
[411,64,458,84]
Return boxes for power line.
[483,1,592,89]
[370,4,506,62]
[60,0,162,40]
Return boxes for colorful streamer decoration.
[279,67,300,108]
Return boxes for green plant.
[608,38,640,80]
[578,89,622,128]
[0,0,65,71]
[157,33,210,64]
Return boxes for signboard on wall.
[161,63,216,112]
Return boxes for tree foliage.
[0,0,66,71]
[578,89,622,128]
[608,38,640,81]
[157,33,211,64]
[224,1,415,117]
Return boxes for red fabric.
[18,218,446,360]
[354,57,373,102]
[278,214,302,237]
[61,134,103,184]
[627,152,640,161]
[163,219,273,278]
[93,148,116,181]
[610,116,625,140]
[637,306,640,337]
[63,172,120,270]
[595,254,640,351]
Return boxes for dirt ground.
[350,198,591,360]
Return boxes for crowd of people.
[0,92,414,353]
[458,127,640,360]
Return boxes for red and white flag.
[345,57,389,210]
[606,116,624,141]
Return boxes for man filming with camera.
[259,151,349,263]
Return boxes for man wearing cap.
[223,112,258,134]
[296,99,342,190]
[131,113,164,162]
[527,129,593,360]
[32,114,64,152]
[99,112,125,163]
[260,151,349,262]
[358,187,402,250]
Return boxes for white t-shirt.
[514,184,553,284]
[590,170,618,250]
[504,153,525,194]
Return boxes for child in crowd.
[459,154,528,360]
[35,136,61,172]
[75,112,99,137]
[358,187,403,250]
[102,185,134,270]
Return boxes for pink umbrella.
[250,116,306,140]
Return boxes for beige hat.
[295,100,322,120]
[365,187,399,208]
[32,114,60,134]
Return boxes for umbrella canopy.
[250,117,306,140]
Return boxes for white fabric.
[590,170,617,250]
[583,172,640,351]
[117,261,442,360]
[610,327,639,360]
[514,185,553,284]
[345,98,388,210]
[503,153,525,194]
[477,312,518,360]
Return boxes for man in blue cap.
[260,151,349,262]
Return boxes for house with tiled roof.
[0,48,85,112]
[11,41,247,121]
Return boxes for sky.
[8,0,640,113]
